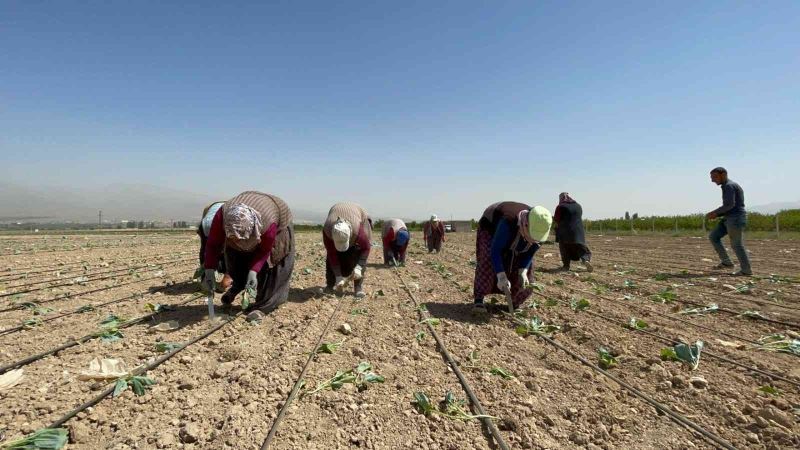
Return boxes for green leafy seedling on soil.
[678,303,718,316]
[598,347,617,369]
[653,273,669,281]
[514,316,560,337]
[739,310,766,320]
[553,279,564,286]
[22,318,42,329]
[623,280,637,289]
[756,334,800,356]
[113,375,156,397]
[466,350,481,369]
[307,361,383,395]
[570,298,590,311]
[76,305,95,313]
[412,391,436,416]
[0,427,68,449]
[418,318,441,326]
[673,341,704,370]
[155,342,183,353]
[415,331,426,342]
[97,327,124,343]
[442,391,496,421]
[489,367,514,379]
[350,308,368,316]
[757,385,781,396]
[626,318,648,330]
[660,347,680,362]
[315,340,344,355]
[100,314,127,329]
[145,303,176,313]
[652,288,677,304]
[415,304,428,312]
[544,298,559,307]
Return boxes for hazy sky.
[2,1,798,220]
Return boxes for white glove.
[334,276,347,291]
[246,270,258,291]
[353,265,363,280]
[204,269,216,293]
[519,269,530,288]
[496,272,511,293]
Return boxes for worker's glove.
[519,269,530,288]
[334,276,347,291]
[496,272,511,293]
[245,270,258,291]
[203,269,216,293]
[353,265,363,280]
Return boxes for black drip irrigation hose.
[0,257,195,298]
[503,315,739,450]
[0,293,204,375]
[393,267,511,450]
[48,309,242,429]
[260,292,345,450]
[0,261,196,313]
[0,267,195,337]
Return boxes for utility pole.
[98,210,102,229]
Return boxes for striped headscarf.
[223,203,264,251]
[518,210,534,243]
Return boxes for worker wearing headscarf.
[423,214,446,253]
[323,202,372,297]
[197,201,232,292]
[553,192,592,272]
[382,218,411,266]
[472,202,552,311]
[203,191,295,319]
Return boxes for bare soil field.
[0,231,797,449]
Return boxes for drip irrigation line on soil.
[541,293,800,390]
[0,239,193,257]
[260,292,346,450]
[591,243,800,268]
[500,312,742,450]
[0,267,195,337]
[0,293,204,376]
[48,308,243,430]
[1,254,195,292]
[392,267,512,450]
[0,257,195,298]
[0,260,197,313]
[0,249,194,283]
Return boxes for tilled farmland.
[0,231,798,450]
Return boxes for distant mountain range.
[749,201,800,214]
[0,182,327,224]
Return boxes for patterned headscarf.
[223,203,263,251]
[518,210,534,243]
[559,192,576,204]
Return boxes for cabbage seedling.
[626,318,648,330]
[0,427,68,449]
[113,375,156,397]
[598,347,617,369]
[489,367,514,379]
[570,298,590,311]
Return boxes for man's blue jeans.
[709,214,752,273]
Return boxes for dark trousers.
[325,247,366,291]
[559,243,591,268]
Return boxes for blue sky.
[1,1,798,220]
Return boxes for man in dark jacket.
[706,167,751,276]
[553,193,592,272]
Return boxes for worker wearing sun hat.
[382,218,411,266]
[472,202,552,312]
[323,202,373,297]
[424,214,446,253]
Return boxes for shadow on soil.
[149,280,201,296]
[424,301,493,325]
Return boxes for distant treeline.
[585,209,800,233]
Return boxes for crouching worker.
[472,202,552,313]
[198,201,232,292]
[382,219,410,266]
[323,202,372,298]
[203,191,295,320]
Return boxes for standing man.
[424,214,445,253]
[323,202,372,298]
[706,167,752,276]
[553,193,592,272]
[382,218,410,266]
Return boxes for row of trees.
[586,209,800,233]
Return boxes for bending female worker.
[323,202,372,298]
[382,218,410,266]
[472,202,552,312]
[203,191,295,321]
[424,214,445,253]
[553,192,592,272]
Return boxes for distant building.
[448,220,474,232]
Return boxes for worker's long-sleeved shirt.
[323,222,371,276]
[204,208,279,273]
[711,180,745,217]
[491,219,536,274]
[382,228,409,261]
